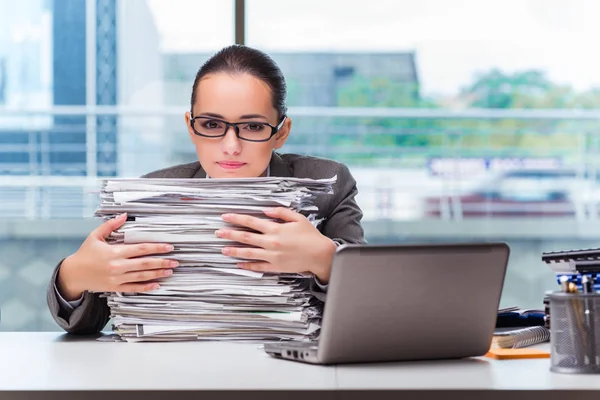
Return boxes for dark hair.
[190,45,287,120]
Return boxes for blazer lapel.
[269,152,292,178]
[192,162,207,178]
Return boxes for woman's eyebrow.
[239,114,268,120]
[198,112,226,119]
[196,112,269,121]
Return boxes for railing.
[2,106,600,222]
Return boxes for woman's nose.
[220,125,242,155]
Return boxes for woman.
[47,44,365,334]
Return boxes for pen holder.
[549,292,600,374]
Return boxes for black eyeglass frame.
[189,114,287,142]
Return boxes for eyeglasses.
[189,115,287,142]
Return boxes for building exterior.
[0,0,161,332]
[0,0,118,177]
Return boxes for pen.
[568,282,579,294]
[565,281,588,365]
[583,275,594,294]
[556,277,578,364]
[560,275,570,292]
[582,275,597,365]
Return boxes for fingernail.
[264,208,275,213]
[215,230,223,237]
[169,260,179,268]
[164,269,173,276]
[164,244,174,251]
[151,284,160,290]
[222,247,231,255]
[221,214,232,221]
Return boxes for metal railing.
[2,106,600,221]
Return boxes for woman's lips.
[217,161,246,170]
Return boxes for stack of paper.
[94,176,336,342]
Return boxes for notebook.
[496,307,546,328]
[492,326,550,349]
[498,306,544,315]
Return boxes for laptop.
[264,242,510,364]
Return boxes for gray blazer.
[46,152,366,334]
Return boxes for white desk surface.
[1,332,600,396]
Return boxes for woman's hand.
[215,208,337,283]
[56,213,179,300]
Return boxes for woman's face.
[185,72,291,178]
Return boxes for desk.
[1,332,600,400]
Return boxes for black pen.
[582,275,597,365]
[583,275,594,294]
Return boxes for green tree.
[457,69,599,153]
[460,69,554,108]
[573,88,600,109]
[315,68,600,166]
[462,69,600,110]
[332,75,443,165]
[337,75,423,108]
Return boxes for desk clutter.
[541,248,600,373]
[490,248,600,369]
[487,247,600,363]
[496,306,546,328]
[492,326,550,349]
[94,176,336,342]
[487,314,551,360]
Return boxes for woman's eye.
[203,120,223,129]
[244,123,265,131]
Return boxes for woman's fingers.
[110,257,179,274]
[222,246,271,262]
[113,243,174,259]
[117,267,174,285]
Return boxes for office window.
[0,0,234,332]
[246,0,600,309]
[1,0,600,333]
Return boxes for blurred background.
[1,0,600,331]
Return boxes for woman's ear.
[272,116,292,149]
[185,111,195,141]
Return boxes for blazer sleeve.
[46,259,111,334]
[319,164,367,245]
[45,165,198,334]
